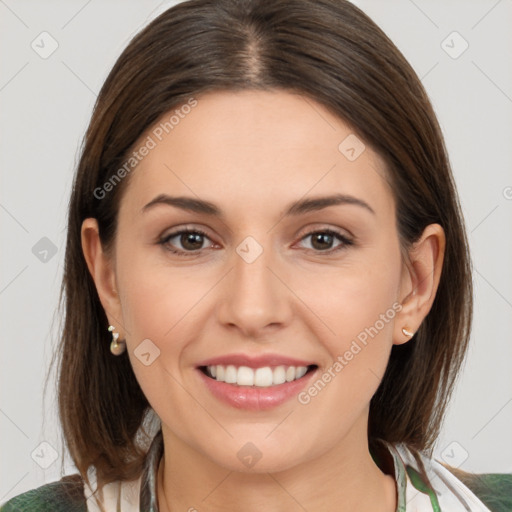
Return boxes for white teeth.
[254,367,273,387]
[273,366,286,385]
[225,365,237,384]
[205,364,310,387]
[285,366,296,382]
[296,366,307,379]
[237,366,255,386]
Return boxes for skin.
[82,89,445,511]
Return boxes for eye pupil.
[311,233,333,250]
[181,232,204,250]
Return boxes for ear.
[394,223,445,345]
[81,218,125,333]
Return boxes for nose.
[216,238,293,340]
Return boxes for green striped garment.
[2,431,511,511]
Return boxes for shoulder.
[0,474,86,512]
[445,468,512,512]
[385,441,512,511]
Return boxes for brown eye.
[159,228,214,254]
[179,232,205,250]
[310,232,335,250]
[299,230,353,253]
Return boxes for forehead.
[120,89,392,220]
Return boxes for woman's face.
[95,90,417,472]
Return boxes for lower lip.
[196,368,317,411]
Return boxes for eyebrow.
[141,193,375,217]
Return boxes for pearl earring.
[108,325,126,355]
[402,327,414,337]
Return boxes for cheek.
[295,251,401,354]
[294,242,401,404]
[115,250,208,416]
[293,283,399,448]
[115,237,178,332]
[115,243,219,358]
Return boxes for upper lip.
[196,353,316,369]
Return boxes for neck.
[156,415,397,512]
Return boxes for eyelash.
[157,227,354,256]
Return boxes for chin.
[202,437,312,474]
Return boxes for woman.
[2,0,511,510]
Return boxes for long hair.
[55,0,473,488]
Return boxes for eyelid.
[159,226,216,246]
[294,226,354,252]
[295,223,353,240]
[158,224,354,256]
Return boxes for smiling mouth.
[199,364,318,387]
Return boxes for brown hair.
[55,0,472,489]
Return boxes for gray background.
[1,0,511,502]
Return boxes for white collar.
[84,432,491,511]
